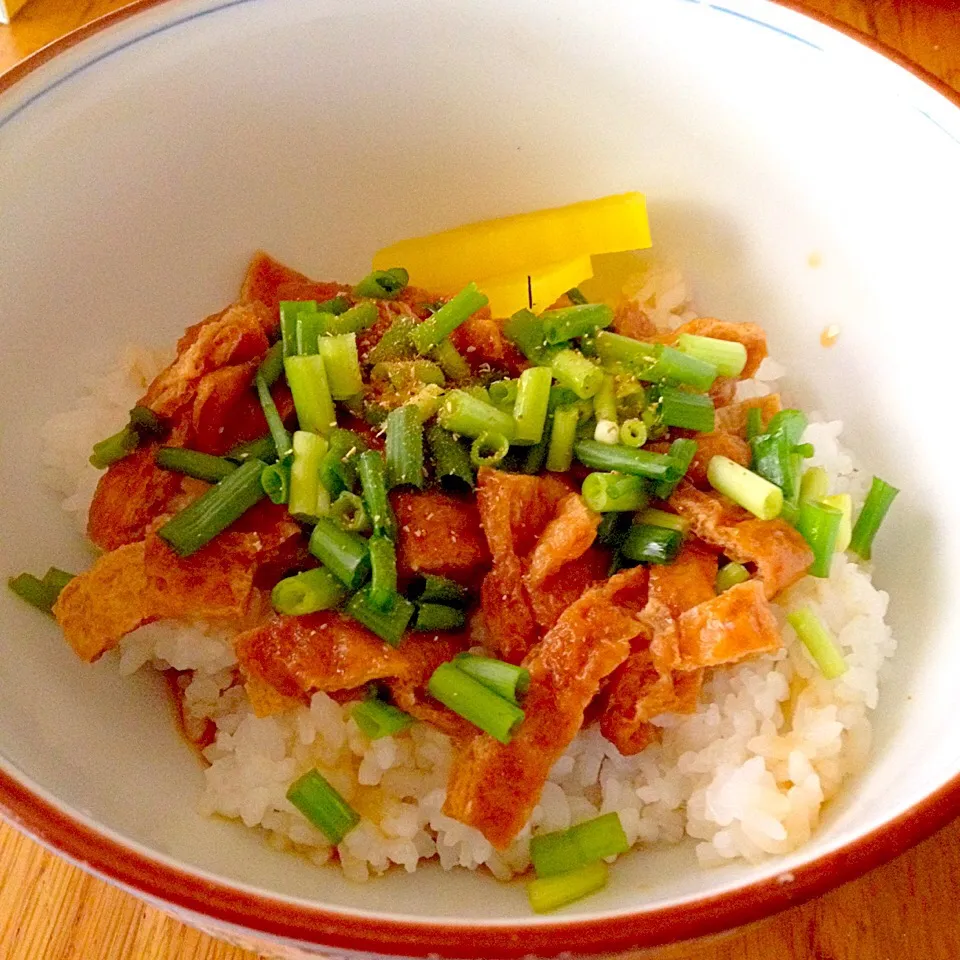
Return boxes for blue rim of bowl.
[1,1,959,955]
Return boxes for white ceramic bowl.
[2,1,960,956]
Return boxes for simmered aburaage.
[13,228,898,911]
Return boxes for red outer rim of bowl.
[2,2,960,956]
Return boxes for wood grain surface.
[1,2,959,958]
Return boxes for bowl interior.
[2,0,960,931]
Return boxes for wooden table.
[2,2,959,958]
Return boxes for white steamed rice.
[42,265,896,880]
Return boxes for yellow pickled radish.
[478,255,593,318]
[822,494,853,553]
[372,192,651,292]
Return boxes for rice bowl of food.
[1,1,959,957]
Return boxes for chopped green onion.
[595,331,657,368]
[226,433,277,464]
[522,432,550,474]
[645,346,717,391]
[675,333,748,378]
[155,447,237,483]
[271,566,348,615]
[427,662,525,744]
[368,315,416,364]
[156,459,267,557]
[286,769,360,845]
[750,432,799,502]
[793,442,815,459]
[357,450,396,538]
[367,534,398,612]
[527,861,608,914]
[279,300,316,357]
[323,302,379,336]
[531,813,629,879]
[289,431,329,521]
[592,375,618,424]
[372,360,446,388]
[575,440,681,482]
[707,455,783,521]
[426,425,475,490]
[257,341,285,386]
[385,404,425,489]
[530,831,583,880]
[410,282,488,354]
[256,372,293,461]
[429,339,471,380]
[657,386,715,433]
[566,287,588,306]
[545,405,580,473]
[745,407,763,441]
[504,309,550,364]
[653,438,698,500]
[489,379,519,408]
[470,432,510,468]
[417,575,469,606]
[352,699,414,740]
[636,507,688,533]
[622,523,684,565]
[284,356,337,436]
[595,512,630,549]
[453,654,530,703]
[346,586,415,646]
[296,310,327,355]
[89,425,139,469]
[787,607,848,679]
[7,573,60,614]
[595,333,716,389]
[330,491,371,533]
[308,517,370,589]
[849,476,898,561]
[716,561,750,593]
[767,410,808,446]
[317,295,351,316]
[318,429,365,496]
[437,390,516,441]
[317,333,363,400]
[822,493,853,553]
[260,461,290,505]
[512,366,553,446]
[797,499,842,577]
[800,465,829,503]
[618,418,647,449]
[541,303,613,344]
[550,349,603,400]
[128,404,165,439]
[354,267,409,299]
[41,567,75,594]
[593,420,620,445]
[581,472,648,513]
[413,603,466,632]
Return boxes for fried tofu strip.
[664,318,768,379]
[87,444,185,551]
[54,533,262,662]
[143,301,274,419]
[713,394,782,439]
[599,543,716,754]
[53,542,149,662]
[670,484,813,599]
[392,490,490,584]
[677,579,781,668]
[475,469,580,663]
[235,611,468,704]
[443,566,648,849]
